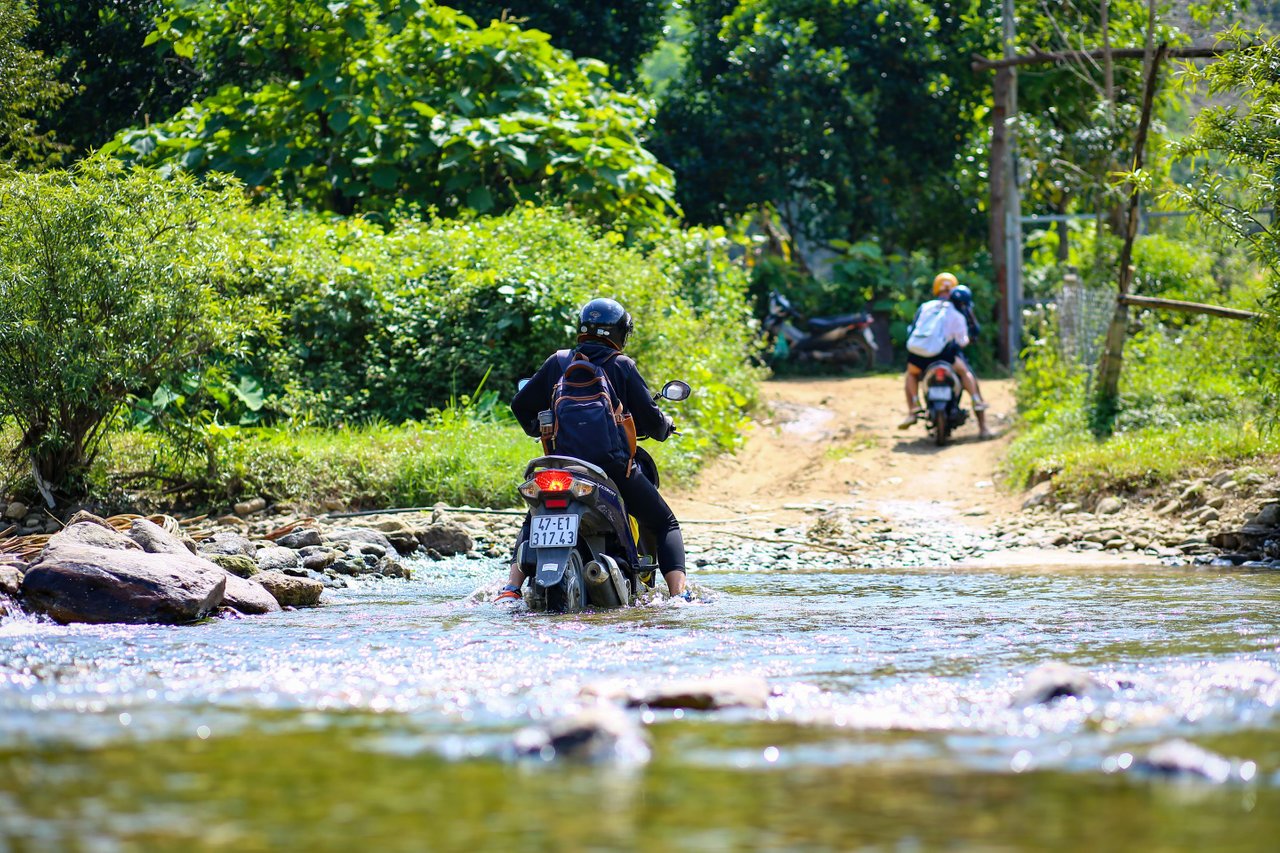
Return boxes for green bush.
[215,204,761,442]
[1007,229,1272,495]
[95,203,762,507]
[0,156,274,496]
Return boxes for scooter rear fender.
[532,545,575,588]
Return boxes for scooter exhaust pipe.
[584,554,629,607]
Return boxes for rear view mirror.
[660,380,691,402]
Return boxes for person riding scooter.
[497,297,688,602]
[899,273,992,439]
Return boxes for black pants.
[515,467,686,577]
[608,464,686,577]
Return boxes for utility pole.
[1004,0,1023,367]
[989,0,1021,367]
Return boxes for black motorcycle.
[512,380,691,613]
[762,291,878,369]
[915,360,969,446]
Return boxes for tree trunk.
[1093,40,1167,430]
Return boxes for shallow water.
[2,557,1279,851]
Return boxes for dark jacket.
[511,341,673,441]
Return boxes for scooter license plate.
[926,386,952,401]
[530,514,579,548]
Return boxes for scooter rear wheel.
[545,549,586,613]
[933,410,948,447]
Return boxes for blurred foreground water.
[2,556,1278,851]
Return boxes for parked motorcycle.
[913,360,969,446]
[762,291,878,369]
[512,380,691,613]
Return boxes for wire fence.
[1052,274,1115,370]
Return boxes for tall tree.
[448,0,667,86]
[104,0,677,231]
[26,0,199,160]
[0,0,70,166]
[1172,29,1280,406]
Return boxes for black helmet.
[950,284,974,309]
[578,297,633,349]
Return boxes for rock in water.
[1012,662,1112,707]
[418,522,474,556]
[514,705,650,764]
[206,554,259,578]
[254,570,323,607]
[584,676,772,711]
[21,532,227,625]
[0,565,22,597]
[219,571,281,615]
[1132,739,1237,783]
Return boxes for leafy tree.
[26,0,200,160]
[1171,29,1280,404]
[652,0,997,252]
[0,156,274,498]
[102,0,677,232]
[1012,0,1182,242]
[448,0,667,86]
[0,0,71,166]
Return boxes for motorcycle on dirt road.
[912,360,969,446]
[512,380,692,613]
[762,291,878,370]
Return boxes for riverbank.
[670,374,1280,572]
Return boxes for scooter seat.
[806,312,867,332]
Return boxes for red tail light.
[534,470,573,493]
[934,367,947,382]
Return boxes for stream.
[2,556,1279,850]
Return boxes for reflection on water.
[2,557,1279,850]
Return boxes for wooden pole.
[1118,294,1261,321]
[971,45,1239,72]
[1095,41,1167,418]
[990,67,1012,365]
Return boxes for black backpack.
[548,349,633,472]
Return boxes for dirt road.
[670,373,1156,569]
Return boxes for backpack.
[548,349,634,472]
[906,301,950,357]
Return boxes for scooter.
[762,291,878,369]
[512,380,691,613]
[914,360,969,446]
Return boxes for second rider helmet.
[578,297,633,350]
[932,272,959,296]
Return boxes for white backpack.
[906,301,950,358]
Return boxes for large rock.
[585,676,771,711]
[219,571,281,615]
[255,570,323,607]
[324,526,395,553]
[129,518,193,555]
[199,531,257,558]
[21,526,227,625]
[1131,739,1238,783]
[206,553,259,578]
[419,522,474,556]
[57,521,139,552]
[1012,662,1111,707]
[369,519,423,554]
[0,564,23,597]
[275,528,323,550]
[255,546,301,573]
[513,705,650,764]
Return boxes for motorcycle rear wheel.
[832,338,876,372]
[933,410,948,447]
[545,549,586,613]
